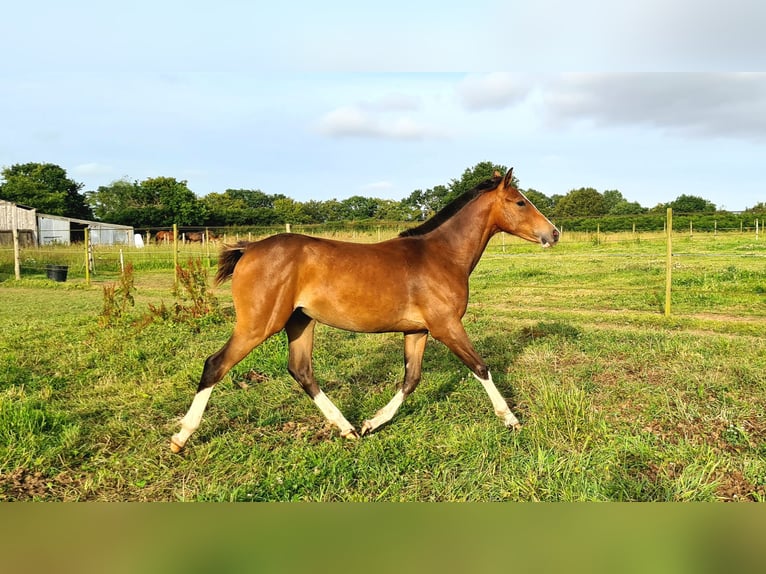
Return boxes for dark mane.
[399,175,502,237]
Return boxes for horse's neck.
[427,194,496,275]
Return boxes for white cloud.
[456,73,531,111]
[315,105,446,140]
[315,106,377,138]
[543,73,766,141]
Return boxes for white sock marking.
[313,391,356,435]
[172,386,213,447]
[473,371,520,428]
[362,389,405,433]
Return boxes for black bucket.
[46,265,68,282]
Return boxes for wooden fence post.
[205,227,211,267]
[665,208,672,317]
[173,223,179,290]
[12,207,21,280]
[11,207,20,280]
[84,227,91,286]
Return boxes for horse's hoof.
[507,422,522,432]
[170,437,184,453]
[360,421,373,436]
[341,428,360,440]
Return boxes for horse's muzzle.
[540,228,560,248]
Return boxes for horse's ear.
[504,167,514,188]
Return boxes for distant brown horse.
[186,231,219,243]
[154,230,174,244]
[170,168,559,452]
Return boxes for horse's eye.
[516,200,526,207]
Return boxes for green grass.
[0,232,764,500]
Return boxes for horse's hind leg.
[361,331,428,435]
[170,325,274,453]
[286,310,359,439]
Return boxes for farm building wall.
[37,213,134,245]
[0,200,38,246]
[0,201,133,246]
[88,223,133,245]
[38,215,74,245]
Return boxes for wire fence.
[1,216,764,321]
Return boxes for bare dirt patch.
[715,470,765,502]
[280,420,336,444]
[0,468,48,501]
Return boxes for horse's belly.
[298,293,425,333]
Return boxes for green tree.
[301,199,350,223]
[555,187,607,217]
[1,162,92,219]
[445,161,509,204]
[402,161,511,220]
[273,197,308,224]
[602,190,624,213]
[87,176,206,227]
[88,178,139,223]
[200,191,249,226]
[403,185,451,219]
[200,189,281,226]
[341,195,379,220]
[668,194,717,213]
[601,189,647,215]
[402,188,428,219]
[375,199,414,221]
[140,177,207,225]
[223,189,274,210]
[609,200,646,215]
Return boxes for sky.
[2,1,765,212]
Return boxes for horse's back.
[230,234,428,332]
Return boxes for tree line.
[2,161,764,231]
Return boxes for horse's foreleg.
[312,392,359,439]
[361,331,428,435]
[170,327,271,453]
[432,322,521,431]
[286,311,359,439]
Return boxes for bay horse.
[186,231,219,243]
[155,230,174,244]
[170,168,559,453]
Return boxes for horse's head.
[492,168,559,248]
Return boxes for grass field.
[1,231,764,501]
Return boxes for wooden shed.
[0,200,37,246]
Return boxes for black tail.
[214,241,250,286]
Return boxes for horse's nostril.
[552,228,560,241]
